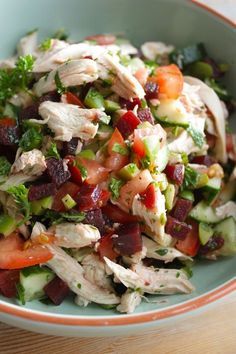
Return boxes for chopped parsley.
[187,124,205,149]
[0,156,11,176]
[41,210,85,225]
[181,266,193,279]
[46,142,60,159]
[16,283,25,305]
[39,38,52,51]
[155,248,168,256]
[19,127,43,151]
[112,143,129,156]
[183,165,199,190]
[54,71,66,94]
[77,283,82,289]
[176,272,181,278]
[109,177,123,199]
[7,185,30,225]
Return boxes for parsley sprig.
[7,184,31,225]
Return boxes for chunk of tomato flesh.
[140,183,156,209]
[66,92,84,107]
[105,128,129,171]
[77,157,110,184]
[0,117,16,127]
[102,203,138,224]
[52,181,80,212]
[176,220,200,257]
[98,233,118,260]
[132,136,146,159]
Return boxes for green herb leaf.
[0,156,11,176]
[39,38,52,51]
[7,184,31,225]
[16,283,25,305]
[100,304,116,310]
[155,248,168,256]
[54,71,66,95]
[46,142,60,159]
[19,127,43,151]
[112,143,129,156]
[187,124,205,148]
[205,78,232,102]
[109,177,123,199]
[41,210,85,225]
[181,266,193,279]
[77,283,82,289]
[183,166,199,190]
[77,164,87,181]
[53,28,69,41]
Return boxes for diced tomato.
[118,169,153,210]
[176,219,200,257]
[77,157,110,184]
[119,98,142,110]
[116,111,141,139]
[66,92,84,107]
[66,156,83,185]
[76,184,110,212]
[134,67,149,86]
[105,128,129,171]
[0,269,20,297]
[149,64,183,99]
[52,181,80,212]
[97,232,118,260]
[0,117,16,127]
[140,183,156,209]
[0,233,52,270]
[85,34,116,45]
[102,203,138,224]
[132,135,146,159]
[226,133,234,153]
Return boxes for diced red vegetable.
[176,219,200,256]
[77,157,110,184]
[62,138,80,157]
[0,126,20,146]
[105,128,129,171]
[137,108,154,124]
[52,182,80,212]
[199,236,224,255]
[226,133,234,153]
[97,232,118,260]
[85,34,116,45]
[46,158,71,187]
[113,223,142,256]
[144,81,159,100]
[28,183,57,201]
[66,156,83,185]
[119,97,141,110]
[164,164,185,186]
[116,111,141,139]
[0,269,20,298]
[76,184,110,212]
[171,198,193,222]
[0,117,16,127]
[191,155,215,167]
[44,276,70,305]
[102,203,138,224]
[165,216,192,240]
[140,183,156,209]
[132,135,146,159]
[66,92,84,107]
[83,209,105,233]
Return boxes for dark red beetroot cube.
[0,270,20,298]
[137,108,154,125]
[119,97,141,110]
[199,236,224,255]
[171,198,193,222]
[46,158,71,187]
[165,216,192,240]
[113,223,142,256]
[44,276,70,305]
[191,155,215,167]
[76,184,110,212]
[83,209,105,233]
[28,183,57,201]
[144,82,159,100]
[102,203,138,224]
[164,164,185,186]
[62,138,80,157]
[52,181,80,212]
[0,126,20,146]
[116,111,141,138]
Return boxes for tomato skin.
[149,64,183,99]
[66,92,84,107]
[0,118,16,127]
[140,183,156,209]
[102,203,138,224]
[97,232,118,260]
[76,184,110,212]
[66,156,83,185]
[105,128,129,171]
[52,181,80,212]
[0,233,52,270]
[226,133,234,153]
[77,157,110,185]
[132,135,146,159]
[176,220,200,257]
[116,111,141,139]
[85,34,116,45]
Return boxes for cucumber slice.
[201,177,221,204]
[104,99,120,113]
[19,266,55,303]
[199,222,214,245]
[84,88,104,109]
[189,201,221,224]
[0,214,17,236]
[155,145,169,172]
[179,190,195,202]
[30,196,53,216]
[214,217,236,256]
[154,100,189,128]
[118,163,140,180]
[164,183,175,211]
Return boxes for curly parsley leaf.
[183,166,199,190]
[39,38,52,51]
[7,184,31,224]
[0,156,11,176]
[19,127,43,151]
[54,71,66,94]
[41,210,85,225]
[46,142,60,159]
[109,177,123,199]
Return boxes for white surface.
[198,0,236,21]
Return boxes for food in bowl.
[0,29,235,314]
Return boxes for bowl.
[0,0,235,337]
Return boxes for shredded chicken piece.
[46,245,120,305]
[34,59,98,96]
[141,42,174,61]
[31,222,47,240]
[116,290,142,313]
[0,173,36,192]
[82,254,113,291]
[216,201,236,220]
[17,30,38,56]
[123,246,147,266]
[11,149,46,176]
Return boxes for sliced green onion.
[62,194,77,210]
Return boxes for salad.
[0,29,235,314]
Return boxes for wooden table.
[0,1,235,353]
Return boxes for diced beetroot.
[76,184,110,212]
[199,236,224,255]
[62,138,80,157]
[46,158,71,187]
[113,223,142,256]
[0,269,20,298]
[140,183,156,209]
[52,182,80,212]
[102,203,138,224]
[137,108,154,125]
[116,111,141,138]
[144,82,159,100]
[0,126,20,146]
[171,198,193,222]
[119,97,141,110]
[43,276,70,305]
[0,145,17,163]
[191,155,215,167]
[98,232,118,260]
[165,216,192,240]
[164,164,185,186]
[28,183,57,201]
[83,209,105,233]
[39,91,61,104]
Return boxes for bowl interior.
[0,0,235,318]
